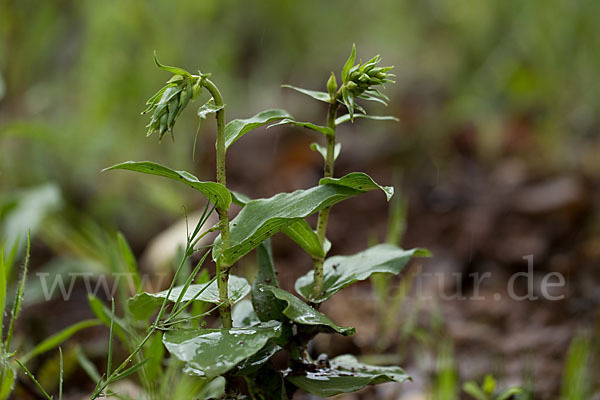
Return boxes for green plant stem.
[202,78,233,328]
[312,96,340,298]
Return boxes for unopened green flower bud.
[192,79,203,99]
[369,67,384,76]
[166,96,180,129]
[179,83,192,111]
[158,113,168,137]
[346,81,358,92]
[167,74,185,84]
[326,72,338,99]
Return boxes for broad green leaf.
[229,193,323,258]
[153,52,192,77]
[287,354,410,397]
[232,299,260,327]
[104,161,231,210]
[335,114,399,126]
[214,172,391,265]
[320,172,394,201]
[0,366,15,400]
[245,362,287,400]
[341,44,357,84]
[21,319,102,363]
[251,240,286,322]
[268,118,333,136]
[296,244,430,303]
[281,85,330,103]
[225,109,291,149]
[234,342,281,376]
[281,220,324,259]
[163,321,282,378]
[197,101,224,119]
[310,142,341,162]
[230,190,251,207]
[262,286,354,336]
[128,275,250,320]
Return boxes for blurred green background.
[2,0,600,398]
[3,0,599,238]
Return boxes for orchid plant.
[99,45,430,399]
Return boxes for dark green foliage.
[102,46,429,398]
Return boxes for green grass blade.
[0,248,6,341]
[5,234,30,351]
[112,358,150,381]
[107,298,115,378]
[58,347,63,400]
[15,360,53,400]
[560,334,590,400]
[170,250,211,317]
[76,347,102,382]
[21,319,102,363]
[117,233,142,294]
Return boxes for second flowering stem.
[312,94,340,299]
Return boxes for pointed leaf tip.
[152,51,192,77]
[342,44,357,84]
[225,109,292,149]
[104,161,231,209]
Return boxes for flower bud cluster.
[142,54,208,140]
[344,55,394,97]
